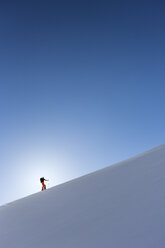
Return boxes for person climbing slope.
[40,177,48,191]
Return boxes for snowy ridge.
[1,144,165,248]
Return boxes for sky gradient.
[0,0,165,205]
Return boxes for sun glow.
[10,146,73,200]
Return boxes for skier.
[40,177,48,191]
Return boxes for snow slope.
[1,144,165,248]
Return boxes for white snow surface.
[1,144,165,248]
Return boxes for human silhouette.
[40,177,48,191]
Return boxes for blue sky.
[0,0,165,205]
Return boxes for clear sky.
[0,0,165,205]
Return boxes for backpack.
[40,177,44,183]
